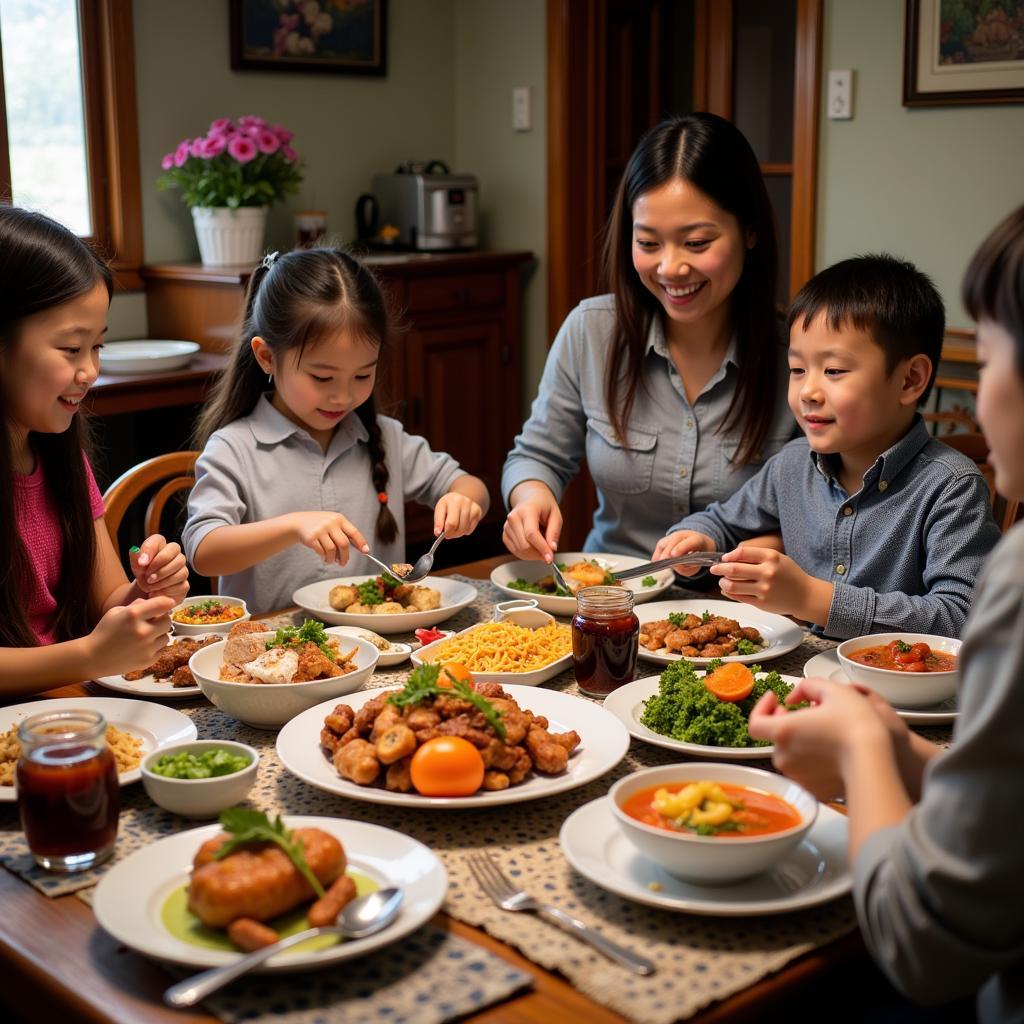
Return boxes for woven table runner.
[0,578,950,1022]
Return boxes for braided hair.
[195,248,398,543]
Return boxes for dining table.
[0,554,893,1024]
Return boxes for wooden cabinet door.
[400,317,507,541]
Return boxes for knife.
[612,552,725,583]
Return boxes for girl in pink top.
[1,207,189,697]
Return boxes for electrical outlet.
[512,86,531,131]
[827,70,853,120]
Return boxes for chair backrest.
[102,451,199,548]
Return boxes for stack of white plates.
[99,340,200,374]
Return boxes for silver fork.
[364,532,445,584]
[467,853,656,976]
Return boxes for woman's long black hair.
[195,248,399,542]
[0,207,112,647]
[601,113,781,463]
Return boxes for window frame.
[0,0,144,291]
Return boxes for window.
[0,0,143,289]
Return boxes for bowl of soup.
[609,763,817,884]
[836,632,960,708]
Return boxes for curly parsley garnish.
[388,664,506,740]
[215,809,325,898]
[668,611,686,627]
[641,575,657,587]
[893,639,912,653]
[266,619,337,662]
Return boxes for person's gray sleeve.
[182,435,249,564]
[400,430,467,507]
[500,315,587,507]
[666,455,783,548]
[853,552,1024,1004]
[825,472,1000,639]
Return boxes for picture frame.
[904,0,1024,105]
[230,0,387,76]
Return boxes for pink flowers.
[157,116,303,210]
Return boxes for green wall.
[818,0,1024,328]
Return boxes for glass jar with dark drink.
[16,710,119,872]
[572,585,639,698]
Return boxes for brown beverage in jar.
[572,585,639,698]
[16,710,119,872]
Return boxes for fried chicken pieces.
[320,682,581,795]
[640,614,763,658]
[217,621,356,684]
[187,828,357,949]
[122,634,218,686]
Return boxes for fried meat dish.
[217,621,357,684]
[320,681,581,794]
[329,578,442,615]
[122,634,219,685]
[640,613,763,658]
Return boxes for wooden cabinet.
[141,251,532,545]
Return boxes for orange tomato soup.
[847,640,956,673]
[622,781,802,837]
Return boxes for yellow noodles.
[423,621,572,673]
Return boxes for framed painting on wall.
[904,0,1024,105]
[230,0,387,76]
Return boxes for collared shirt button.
[686,418,693,430]
[835,563,846,575]
[679,467,688,478]
[878,480,888,492]
[842,505,853,516]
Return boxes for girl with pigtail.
[184,248,488,614]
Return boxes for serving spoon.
[164,886,404,1008]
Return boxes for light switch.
[828,70,853,120]
[512,86,531,131]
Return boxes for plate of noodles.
[409,618,574,686]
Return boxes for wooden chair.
[102,451,199,548]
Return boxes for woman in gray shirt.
[502,114,795,561]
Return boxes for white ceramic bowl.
[609,763,817,884]
[141,740,259,819]
[170,595,250,637]
[189,633,380,729]
[835,632,960,708]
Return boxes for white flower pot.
[191,206,268,266]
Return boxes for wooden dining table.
[0,555,870,1024]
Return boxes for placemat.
[0,578,951,1023]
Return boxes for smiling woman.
[502,113,797,564]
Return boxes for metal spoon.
[399,531,446,583]
[163,886,404,1008]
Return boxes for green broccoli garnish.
[641,576,657,587]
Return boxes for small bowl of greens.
[603,659,805,759]
[141,740,259,819]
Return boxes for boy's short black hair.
[787,254,945,406]
[962,204,1024,373]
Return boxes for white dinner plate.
[98,340,200,374]
[323,625,412,667]
[602,672,804,760]
[277,684,629,809]
[94,635,218,698]
[802,650,958,725]
[0,697,197,801]
[560,796,851,916]
[637,599,804,667]
[410,621,572,687]
[292,575,476,635]
[92,816,447,971]
[490,552,674,616]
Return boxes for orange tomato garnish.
[438,662,475,690]
[410,736,485,797]
[703,663,755,703]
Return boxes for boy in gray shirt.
[656,254,1000,638]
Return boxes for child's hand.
[130,535,189,603]
[748,677,890,800]
[434,494,483,539]
[710,546,818,617]
[288,511,369,566]
[87,596,175,678]
[503,488,563,562]
[651,530,716,576]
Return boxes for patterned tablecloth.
[0,578,952,1024]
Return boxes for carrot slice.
[703,663,755,703]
